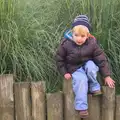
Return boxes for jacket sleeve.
[56,42,67,75]
[93,42,111,78]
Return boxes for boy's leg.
[72,67,88,110]
[83,60,101,93]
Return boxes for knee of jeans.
[84,60,99,73]
[72,76,88,92]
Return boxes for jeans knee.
[84,60,99,74]
[72,75,88,92]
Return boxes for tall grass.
[0,0,120,93]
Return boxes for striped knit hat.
[72,15,92,31]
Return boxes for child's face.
[72,25,89,45]
[73,31,88,45]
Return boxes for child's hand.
[64,73,72,80]
[104,76,115,88]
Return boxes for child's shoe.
[92,90,102,96]
[79,110,89,118]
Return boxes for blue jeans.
[72,60,100,110]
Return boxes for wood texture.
[101,86,115,120]
[31,81,46,120]
[0,74,14,120]
[46,91,63,120]
[115,95,120,120]
[14,82,31,120]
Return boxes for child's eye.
[81,35,85,37]
[74,34,79,36]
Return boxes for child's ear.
[88,33,96,40]
[87,32,90,37]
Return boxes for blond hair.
[72,25,90,36]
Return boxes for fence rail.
[0,74,119,120]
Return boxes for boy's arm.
[56,42,67,76]
[92,42,111,78]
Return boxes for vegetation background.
[1,0,120,93]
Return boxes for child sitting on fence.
[55,14,115,118]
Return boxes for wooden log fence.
[31,82,46,120]
[0,74,120,120]
[0,74,14,120]
[14,82,31,120]
[46,92,63,120]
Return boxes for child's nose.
[79,36,82,39]
[78,37,82,40]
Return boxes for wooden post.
[101,86,115,120]
[0,74,14,120]
[84,95,101,120]
[14,82,31,120]
[31,81,46,120]
[63,79,81,120]
[46,91,63,120]
[115,95,120,120]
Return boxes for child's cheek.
[73,38,77,43]
[73,36,77,41]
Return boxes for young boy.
[56,15,115,118]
